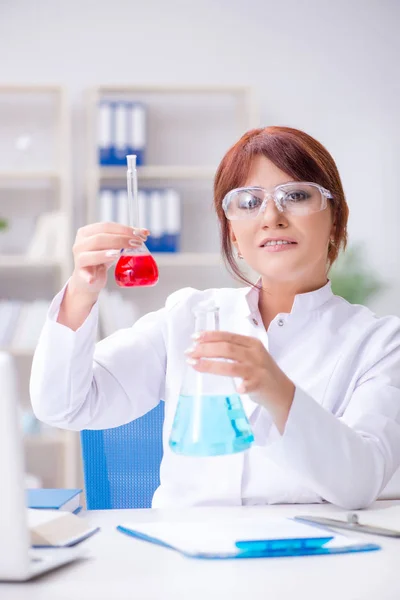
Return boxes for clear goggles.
[222,182,333,220]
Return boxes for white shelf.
[0,84,75,489]
[0,85,64,94]
[154,252,221,267]
[97,84,253,95]
[0,170,61,181]
[0,255,62,269]
[99,165,215,181]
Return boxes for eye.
[284,190,310,202]
[238,192,262,210]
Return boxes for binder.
[116,189,129,225]
[146,190,164,252]
[98,101,113,165]
[129,102,146,166]
[164,188,181,252]
[99,189,115,222]
[116,518,380,560]
[98,100,147,166]
[114,102,129,165]
[137,189,147,230]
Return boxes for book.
[27,489,82,513]
[28,509,99,548]
[117,517,380,559]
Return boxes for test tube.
[126,154,139,229]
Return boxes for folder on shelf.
[117,517,380,559]
[114,101,129,165]
[26,488,82,514]
[99,189,115,223]
[98,101,113,166]
[98,100,147,166]
[129,102,146,166]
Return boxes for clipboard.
[116,517,380,559]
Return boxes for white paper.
[120,518,336,555]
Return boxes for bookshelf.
[0,85,77,488]
[86,84,259,323]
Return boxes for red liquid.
[115,254,159,287]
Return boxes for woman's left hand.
[185,331,295,433]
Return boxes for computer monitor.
[0,351,81,581]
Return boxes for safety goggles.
[222,182,333,220]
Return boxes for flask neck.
[194,307,219,334]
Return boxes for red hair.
[214,126,349,284]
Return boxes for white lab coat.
[30,281,400,510]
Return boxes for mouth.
[259,237,298,253]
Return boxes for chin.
[253,257,301,279]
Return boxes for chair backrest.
[80,402,164,510]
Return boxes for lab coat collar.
[241,279,333,319]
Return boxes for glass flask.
[114,155,159,287]
[169,302,254,456]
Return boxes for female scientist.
[30,126,400,510]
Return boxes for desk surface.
[2,500,400,600]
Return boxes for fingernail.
[186,358,198,366]
[105,249,120,257]
[191,332,203,340]
[129,239,142,246]
[184,346,196,355]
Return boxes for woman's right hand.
[58,223,149,331]
[70,222,150,298]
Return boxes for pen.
[294,513,400,538]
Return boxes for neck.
[258,274,328,329]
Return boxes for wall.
[0,0,399,314]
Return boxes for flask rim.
[192,301,219,315]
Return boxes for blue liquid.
[169,394,254,456]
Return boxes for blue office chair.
[80,402,164,510]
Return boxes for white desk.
[2,500,400,600]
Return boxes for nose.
[259,194,288,229]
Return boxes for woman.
[30,126,400,510]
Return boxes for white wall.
[1,0,399,314]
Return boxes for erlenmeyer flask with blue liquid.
[169,302,254,456]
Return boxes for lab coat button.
[252,317,259,326]
[277,319,284,327]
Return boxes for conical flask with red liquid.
[114,155,159,288]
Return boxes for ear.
[228,223,239,251]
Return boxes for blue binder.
[27,488,82,513]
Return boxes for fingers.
[187,358,246,379]
[186,341,248,362]
[76,222,149,241]
[76,249,124,268]
[74,231,147,254]
[193,330,254,347]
